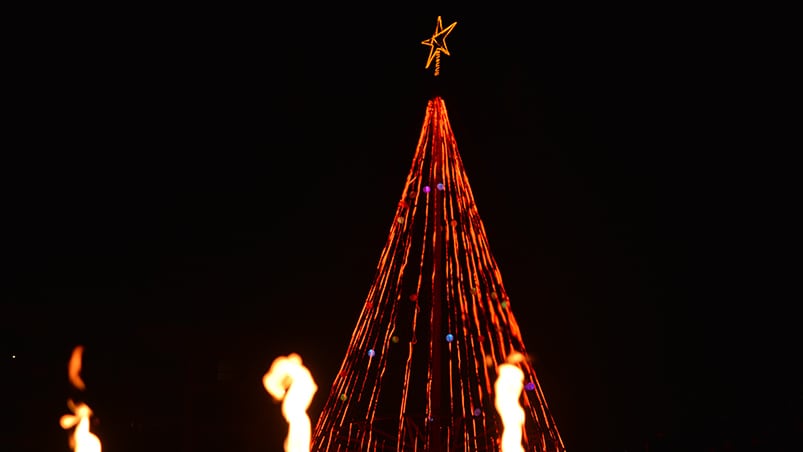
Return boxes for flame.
[60,400,101,452]
[494,352,526,452]
[60,345,101,452]
[68,345,86,390]
[263,353,317,452]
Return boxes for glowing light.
[437,182,444,190]
[421,16,457,76]
[263,353,318,452]
[423,185,431,193]
[525,382,536,391]
[445,333,454,342]
[367,349,376,357]
[68,345,86,391]
[391,335,400,343]
[60,345,101,452]
[495,352,526,452]
[11,354,15,359]
[60,401,101,452]
[310,97,566,451]
[473,408,482,416]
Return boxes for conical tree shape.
[312,97,565,451]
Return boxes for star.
[421,16,457,71]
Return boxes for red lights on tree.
[312,97,565,451]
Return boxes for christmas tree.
[312,17,565,451]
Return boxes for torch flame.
[263,353,317,452]
[494,352,526,452]
[60,400,101,452]
[61,345,101,452]
[68,345,86,390]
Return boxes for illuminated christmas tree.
[312,17,565,451]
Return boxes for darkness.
[3,6,798,452]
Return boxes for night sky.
[3,7,798,452]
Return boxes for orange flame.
[494,352,526,452]
[68,345,86,390]
[60,345,101,452]
[263,353,317,452]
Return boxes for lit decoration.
[367,349,376,357]
[437,182,445,190]
[60,345,101,452]
[421,16,457,76]
[423,185,431,193]
[445,333,454,343]
[525,382,536,391]
[263,353,318,452]
[495,353,527,452]
[311,96,565,451]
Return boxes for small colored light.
[340,394,348,401]
[490,292,498,300]
[525,382,536,391]
[409,294,418,302]
[423,185,431,193]
[445,334,454,342]
[473,408,482,417]
[391,336,400,343]
[501,301,508,309]
[368,349,376,357]
[397,217,404,224]
[450,219,458,227]
[436,183,444,190]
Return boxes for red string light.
[312,97,565,451]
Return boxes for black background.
[3,6,798,452]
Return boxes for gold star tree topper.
[421,16,457,76]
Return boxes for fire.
[60,345,101,452]
[60,400,101,452]
[68,345,86,390]
[495,352,526,452]
[263,353,317,452]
